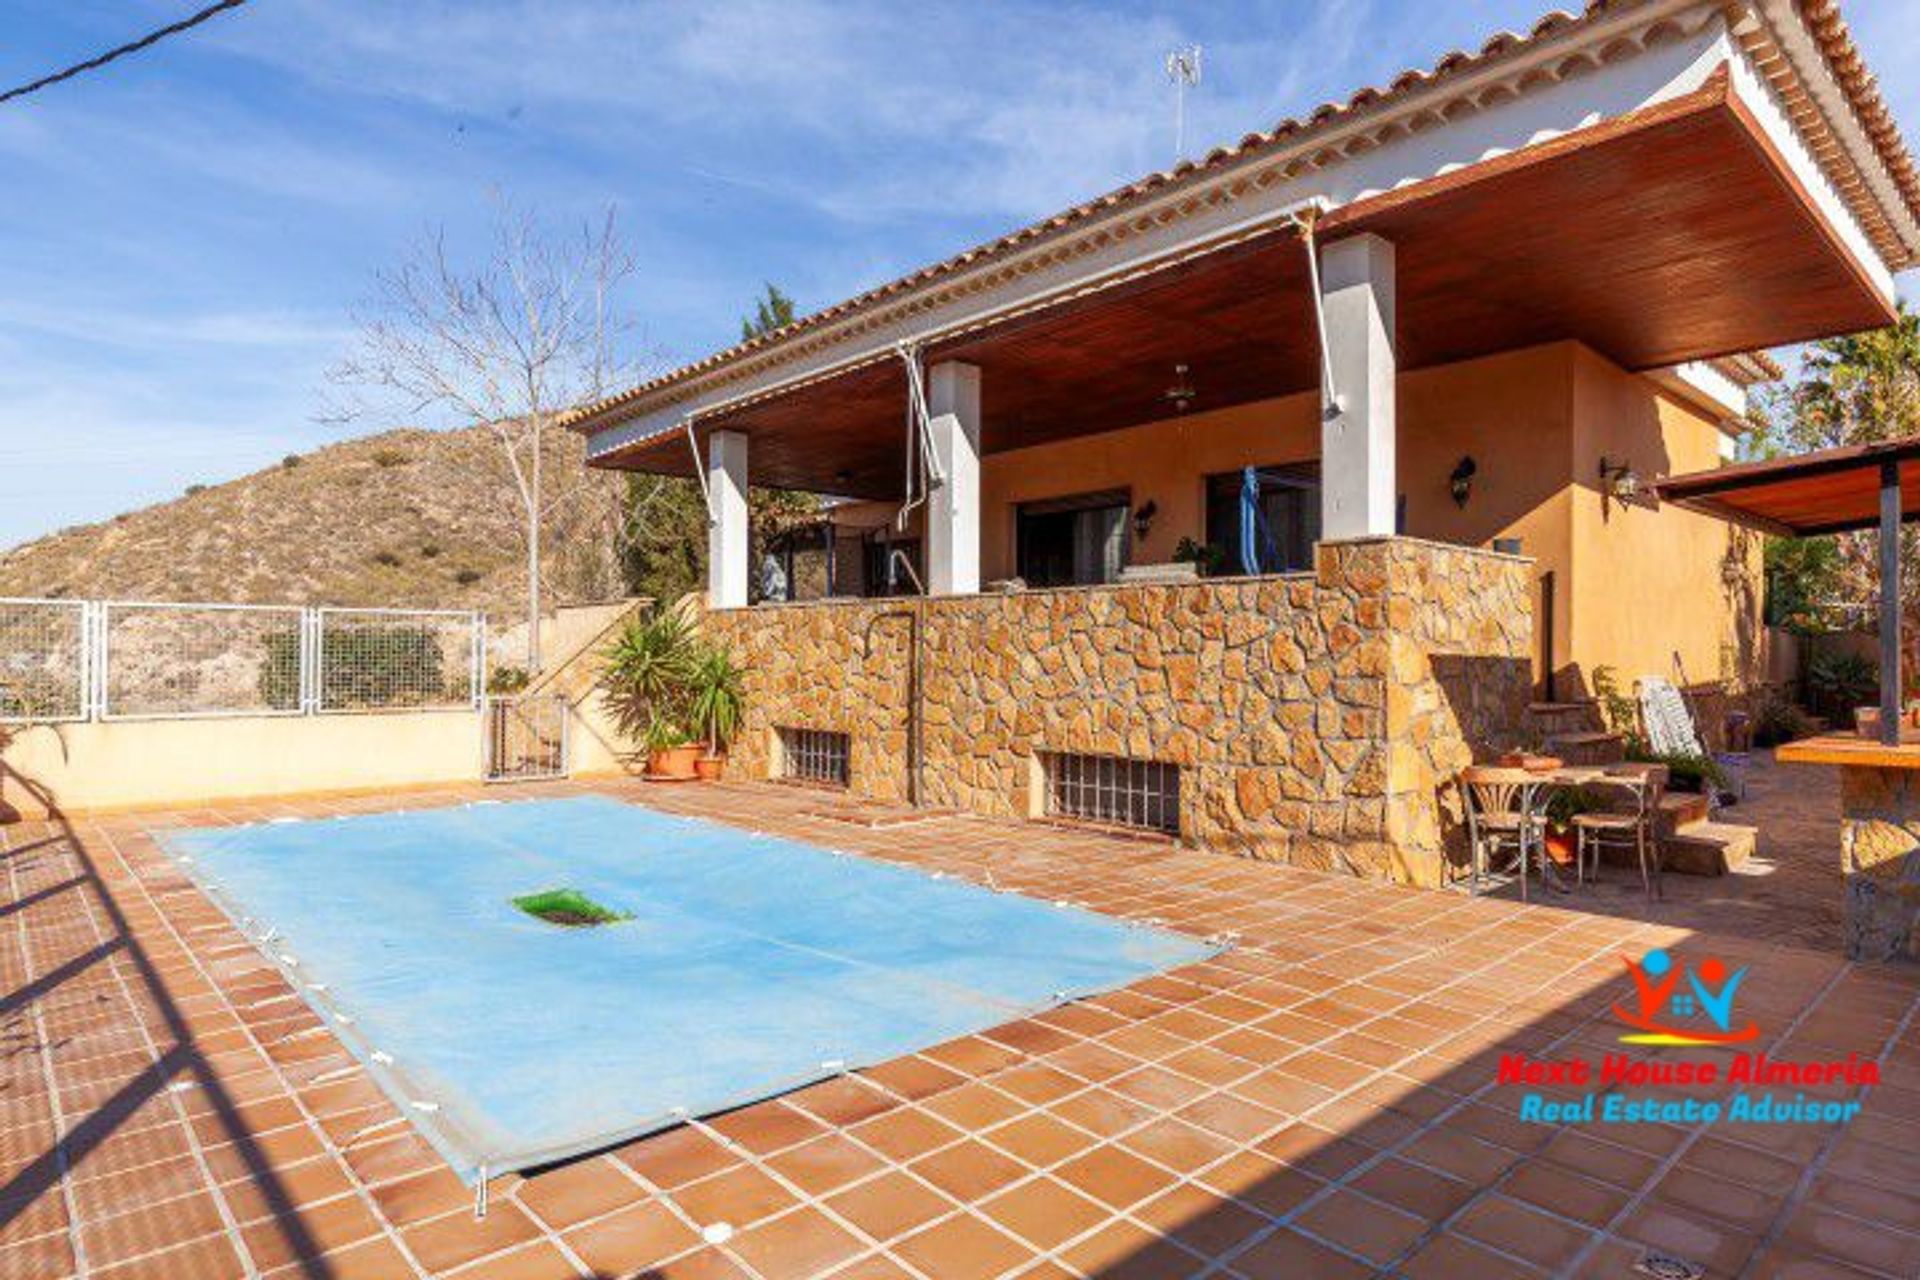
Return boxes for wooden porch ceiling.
[603,83,1895,498]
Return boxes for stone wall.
[1837,765,1920,963]
[1380,540,1539,879]
[703,536,1531,886]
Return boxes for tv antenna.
[1166,44,1202,162]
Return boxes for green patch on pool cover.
[512,888,631,927]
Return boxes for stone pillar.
[1838,764,1920,962]
[926,361,982,595]
[1319,233,1397,540]
[707,429,749,609]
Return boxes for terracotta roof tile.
[562,1,1907,433]
[1799,0,1920,242]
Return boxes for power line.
[0,0,249,107]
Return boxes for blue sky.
[3,1,1917,550]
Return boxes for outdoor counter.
[1778,733,1920,962]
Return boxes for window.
[778,727,850,787]
[763,523,836,602]
[1016,489,1129,588]
[1042,752,1180,836]
[1203,463,1320,575]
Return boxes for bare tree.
[329,197,636,673]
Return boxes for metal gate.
[484,695,569,781]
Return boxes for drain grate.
[512,888,630,927]
[1634,1253,1704,1280]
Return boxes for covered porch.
[574,32,1895,623]
[561,1,1916,883]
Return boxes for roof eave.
[568,0,1918,441]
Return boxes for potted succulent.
[688,643,745,781]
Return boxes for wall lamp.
[1448,455,1477,508]
[1133,499,1158,542]
[1599,455,1641,503]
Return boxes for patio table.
[1504,765,1659,899]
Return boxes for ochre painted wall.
[978,395,1319,578]
[1565,346,1762,693]
[947,339,1756,692]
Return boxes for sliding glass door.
[1016,490,1129,588]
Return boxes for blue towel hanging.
[1238,467,1281,575]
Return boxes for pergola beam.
[1652,438,1920,746]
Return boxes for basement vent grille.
[1044,752,1180,836]
[779,727,851,788]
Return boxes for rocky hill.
[0,425,631,619]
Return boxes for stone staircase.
[1524,701,1756,876]
[1528,700,1626,767]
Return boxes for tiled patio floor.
[3,778,1917,1279]
[1471,751,1848,954]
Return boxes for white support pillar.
[926,361,982,595]
[707,429,749,609]
[1318,233,1397,540]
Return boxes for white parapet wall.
[0,709,485,819]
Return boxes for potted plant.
[1541,787,1595,867]
[641,714,701,779]
[1172,537,1229,578]
[687,643,745,781]
[600,608,701,777]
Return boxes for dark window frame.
[1014,487,1132,588]
[1202,462,1321,576]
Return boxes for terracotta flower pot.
[646,745,702,779]
[1544,830,1577,867]
[694,753,725,782]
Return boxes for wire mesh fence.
[0,597,485,722]
[316,609,482,712]
[0,598,87,721]
[102,602,307,719]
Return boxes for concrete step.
[1663,821,1757,876]
[1545,732,1625,767]
[1656,790,1711,837]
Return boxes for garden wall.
[704,536,1532,886]
[0,709,484,820]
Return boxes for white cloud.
[0,299,349,352]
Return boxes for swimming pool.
[157,796,1217,1184]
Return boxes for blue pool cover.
[157,795,1217,1183]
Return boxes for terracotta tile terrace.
[3,778,1917,1279]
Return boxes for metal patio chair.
[1572,769,1664,901]
[1461,766,1544,902]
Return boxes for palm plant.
[599,608,698,740]
[687,644,745,758]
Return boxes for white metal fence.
[0,598,86,720]
[0,597,484,723]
